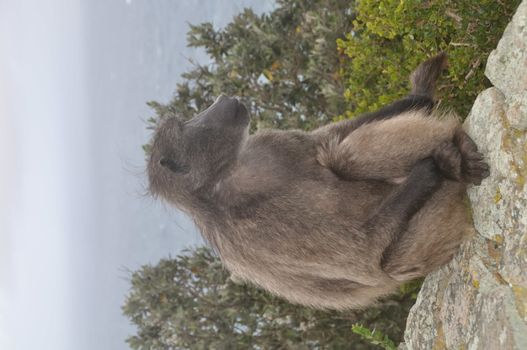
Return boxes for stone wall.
[400,1,527,349]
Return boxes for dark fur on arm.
[361,158,443,265]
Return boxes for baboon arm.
[363,158,443,263]
[316,112,459,181]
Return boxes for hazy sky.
[0,1,274,349]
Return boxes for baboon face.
[148,95,250,206]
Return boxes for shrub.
[337,0,521,119]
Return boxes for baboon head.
[147,95,250,209]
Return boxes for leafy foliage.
[149,0,357,131]
[123,247,417,349]
[337,0,521,118]
[352,324,397,350]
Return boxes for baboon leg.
[381,181,468,281]
[350,94,434,129]
[311,53,447,143]
[361,158,443,263]
[316,112,459,182]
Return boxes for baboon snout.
[189,94,249,127]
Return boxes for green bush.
[337,0,520,119]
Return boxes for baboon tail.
[410,52,448,99]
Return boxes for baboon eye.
[159,157,189,174]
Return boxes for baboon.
[147,53,489,309]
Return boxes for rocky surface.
[400,2,527,349]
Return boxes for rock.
[401,2,527,349]
[486,1,527,103]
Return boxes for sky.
[0,1,275,349]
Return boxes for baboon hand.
[432,130,490,185]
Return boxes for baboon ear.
[159,157,189,174]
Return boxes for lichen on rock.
[401,1,527,349]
